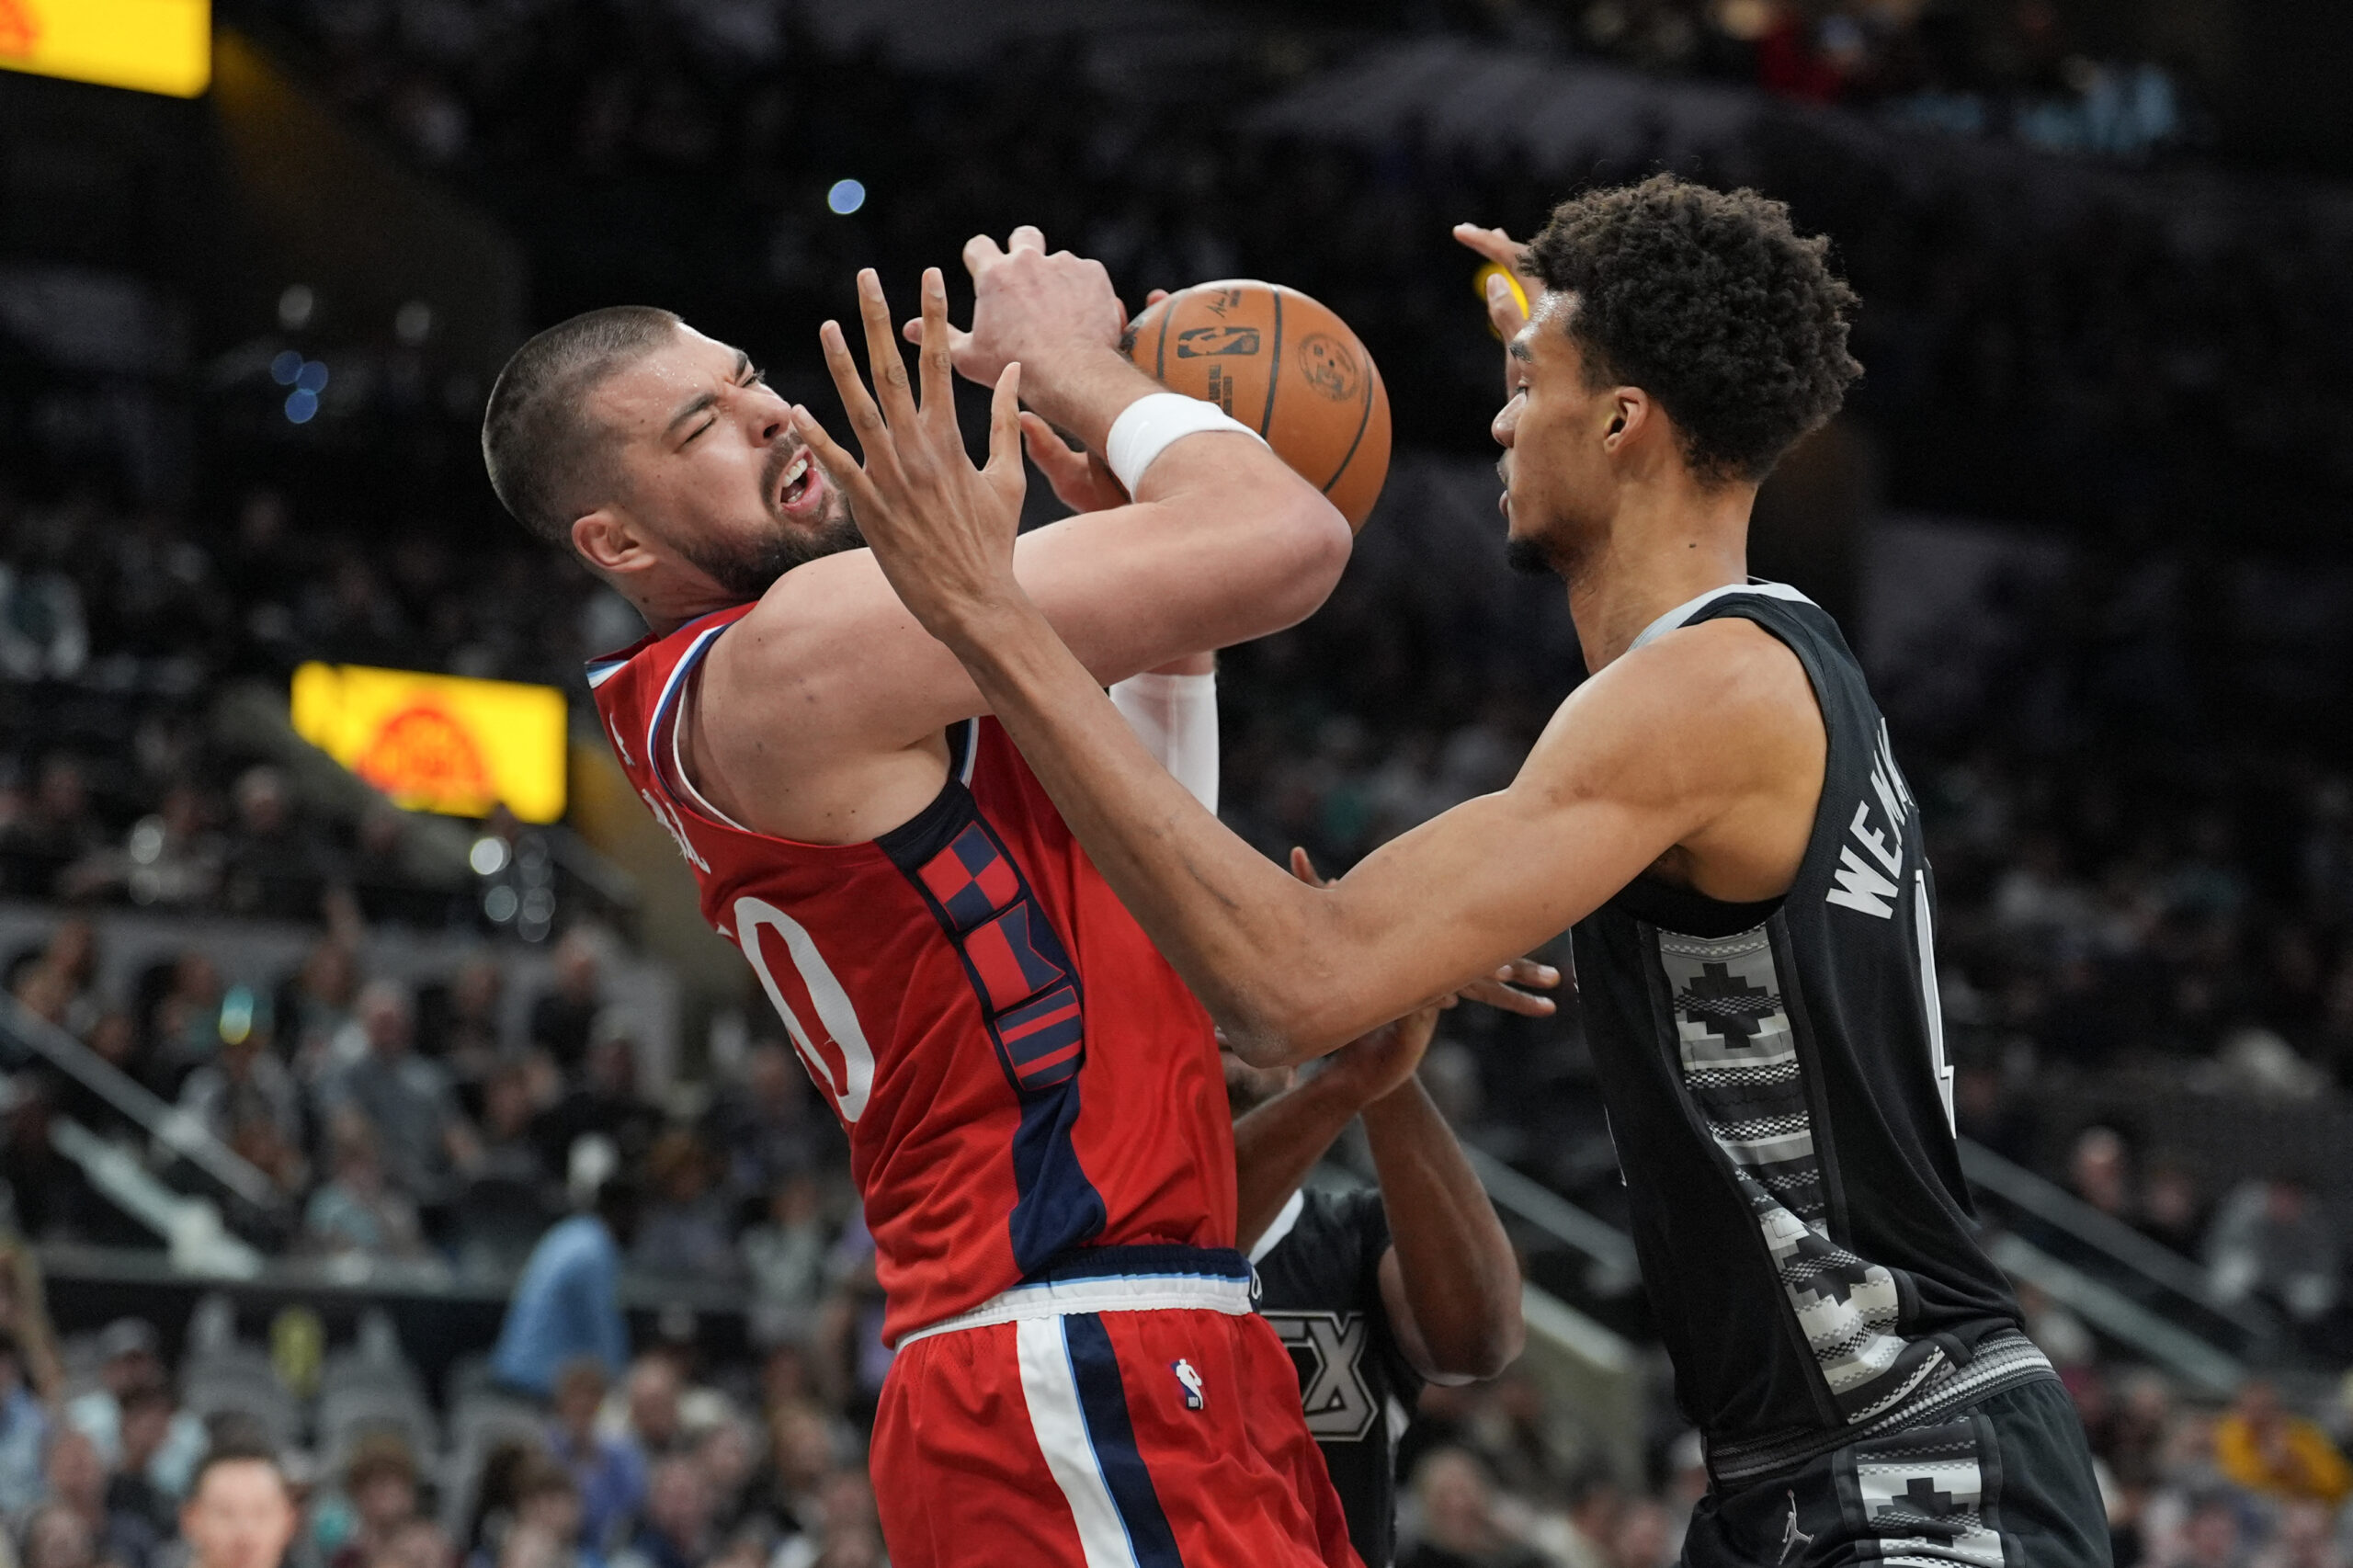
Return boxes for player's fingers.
[962,233,1006,278]
[1495,956,1562,992]
[1456,977,1557,1017]
[917,267,956,431]
[983,363,1026,505]
[788,404,885,529]
[1486,272,1529,340]
[904,316,978,367]
[1019,412,1086,485]
[1287,846,1328,889]
[815,320,897,472]
[1008,225,1047,254]
[1453,222,1528,272]
[853,269,918,429]
[1145,288,1171,307]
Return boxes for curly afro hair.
[1525,175,1860,485]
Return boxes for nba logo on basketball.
[1172,1359,1205,1411]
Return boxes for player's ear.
[1603,388,1646,449]
[572,508,653,577]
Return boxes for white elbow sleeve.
[1110,669,1220,814]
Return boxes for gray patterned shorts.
[1681,1379,2112,1568]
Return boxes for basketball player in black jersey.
[799,174,2111,1568]
[1230,974,1525,1568]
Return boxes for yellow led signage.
[0,0,211,99]
[291,664,568,824]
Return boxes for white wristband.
[1104,392,1266,496]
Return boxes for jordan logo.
[1172,1359,1204,1411]
[1779,1489,1813,1564]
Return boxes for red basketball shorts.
[870,1244,1362,1568]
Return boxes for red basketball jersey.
[587,606,1237,1344]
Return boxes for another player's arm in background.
[700,249,1349,772]
[789,291,1821,1063]
[1234,996,1525,1382]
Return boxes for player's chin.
[1502,530,1555,578]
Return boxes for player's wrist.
[1356,1072,1428,1123]
[934,585,1043,667]
[1019,346,1164,449]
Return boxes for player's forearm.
[942,597,1365,1062]
[1120,437,1354,644]
[1362,1079,1524,1380]
[1233,1069,1367,1252]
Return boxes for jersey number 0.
[735,895,877,1122]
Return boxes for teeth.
[781,453,811,492]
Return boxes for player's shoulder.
[1622,607,1812,706]
[590,605,756,693]
[1543,605,1819,784]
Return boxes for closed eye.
[681,369,764,445]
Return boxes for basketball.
[1122,281,1392,530]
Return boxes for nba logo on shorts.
[1171,1359,1205,1411]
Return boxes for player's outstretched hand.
[791,266,1028,642]
[1454,223,1540,395]
[1289,847,1560,1018]
[908,226,1124,392]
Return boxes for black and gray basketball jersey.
[1570,582,2052,1483]
[1250,1185,1423,1568]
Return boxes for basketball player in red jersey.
[480,232,1547,1568]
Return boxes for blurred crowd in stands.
[211,0,2353,556]
[1505,0,2191,151]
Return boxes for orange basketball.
[1121,281,1392,531]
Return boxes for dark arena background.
[6,2,2353,1566]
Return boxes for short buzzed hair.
[483,306,682,545]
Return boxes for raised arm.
[1363,1051,1525,1383]
[790,286,1822,1062]
[1235,1004,1523,1381]
[702,245,1350,765]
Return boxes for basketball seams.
[1323,364,1380,497]
[1259,288,1283,437]
[1125,280,1389,528]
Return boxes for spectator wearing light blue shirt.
[0,1328,51,1515]
[490,1181,639,1399]
[64,1319,207,1501]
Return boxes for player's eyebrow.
[666,351,755,433]
[1507,337,1536,363]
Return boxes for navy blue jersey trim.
[880,773,1107,1273]
[1063,1313,1184,1568]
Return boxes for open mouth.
[777,449,822,514]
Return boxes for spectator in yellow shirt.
[2214,1381,2353,1506]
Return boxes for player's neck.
[627,580,737,642]
[1564,482,1755,673]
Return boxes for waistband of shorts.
[1704,1330,2058,1486]
[893,1244,1255,1348]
